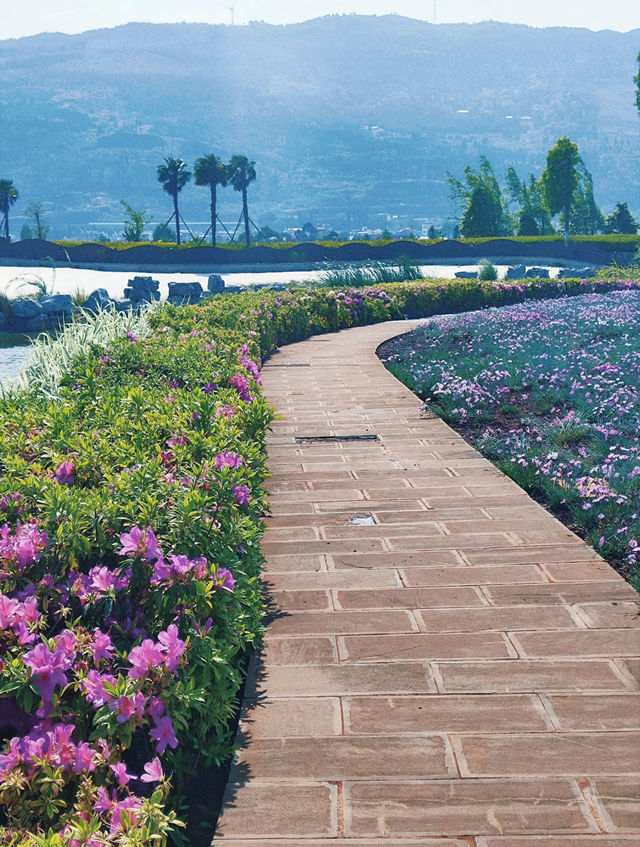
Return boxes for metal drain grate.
[294,434,379,443]
[269,363,312,368]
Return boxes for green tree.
[570,166,604,235]
[194,154,228,246]
[25,201,50,239]
[505,167,553,236]
[156,157,191,245]
[540,136,581,246]
[228,155,256,247]
[605,202,639,234]
[635,52,640,114]
[120,200,150,241]
[447,157,511,237]
[0,179,19,240]
[152,222,176,242]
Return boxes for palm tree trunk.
[564,204,569,247]
[211,184,217,246]
[174,193,181,245]
[2,208,8,240]
[242,187,250,247]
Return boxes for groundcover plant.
[1,274,640,845]
[382,290,640,588]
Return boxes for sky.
[3,0,640,40]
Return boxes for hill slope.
[1,16,639,237]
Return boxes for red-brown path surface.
[213,321,640,846]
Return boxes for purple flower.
[110,761,135,787]
[232,484,250,507]
[89,565,131,596]
[127,639,165,679]
[82,670,117,708]
[215,567,236,593]
[118,526,162,562]
[140,757,164,783]
[150,715,178,754]
[92,629,115,662]
[202,382,217,394]
[73,741,97,774]
[23,643,73,710]
[53,461,75,486]
[214,451,244,470]
[157,624,186,673]
[114,691,146,724]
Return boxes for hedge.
[1,273,639,845]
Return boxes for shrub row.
[1,273,639,845]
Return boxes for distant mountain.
[1,16,639,238]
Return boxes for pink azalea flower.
[127,639,165,679]
[157,624,186,673]
[109,796,142,835]
[118,526,162,562]
[110,761,134,787]
[23,643,73,709]
[114,691,146,724]
[88,566,130,596]
[232,485,250,507]
[214,451,244,470]
[140,757,164,783]
[215,567,236,593]
[94,786,114,814]
[82,670,117,708]
[72,741,97,773]
[53,461,75,485]
[150,715,178,754]
[147,697,165,722]
[92,629,115,662]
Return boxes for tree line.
[0,152,258,247]
[447,136,638,243]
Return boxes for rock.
[505,264,527,280]
[557,266,596,279]
[127,275,159,292]
[83,288,114,312]
[123,288,160,303]
[40,294,73,316]
[454,270,478,279]
[524,267,550,278]
[167,281,203,304]
[10,298,43,320]
[207,274,225,293]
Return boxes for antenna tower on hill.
[433,1,437,24]
[229,5,236,25]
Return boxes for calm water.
[0,340,32,387]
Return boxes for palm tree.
[0,179,19,240]
[156,158,191,245]
[193,154,228,246]
[228,155,256,247]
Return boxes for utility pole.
[433,0,437,24]
[229,5,235,25]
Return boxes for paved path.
[213,320,640,846]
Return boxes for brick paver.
[213,321,640,844]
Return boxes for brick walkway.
[213,320,640,846]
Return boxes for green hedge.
[2,273,640,846]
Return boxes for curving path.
[213,320,640,846]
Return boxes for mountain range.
[1,15,639,238]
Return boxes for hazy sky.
[3,0,640,40]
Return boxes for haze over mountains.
[1,15,639,238]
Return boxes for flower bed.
[1,274,640,845]
[381,290,640,588]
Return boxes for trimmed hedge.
[1,273,640,845]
